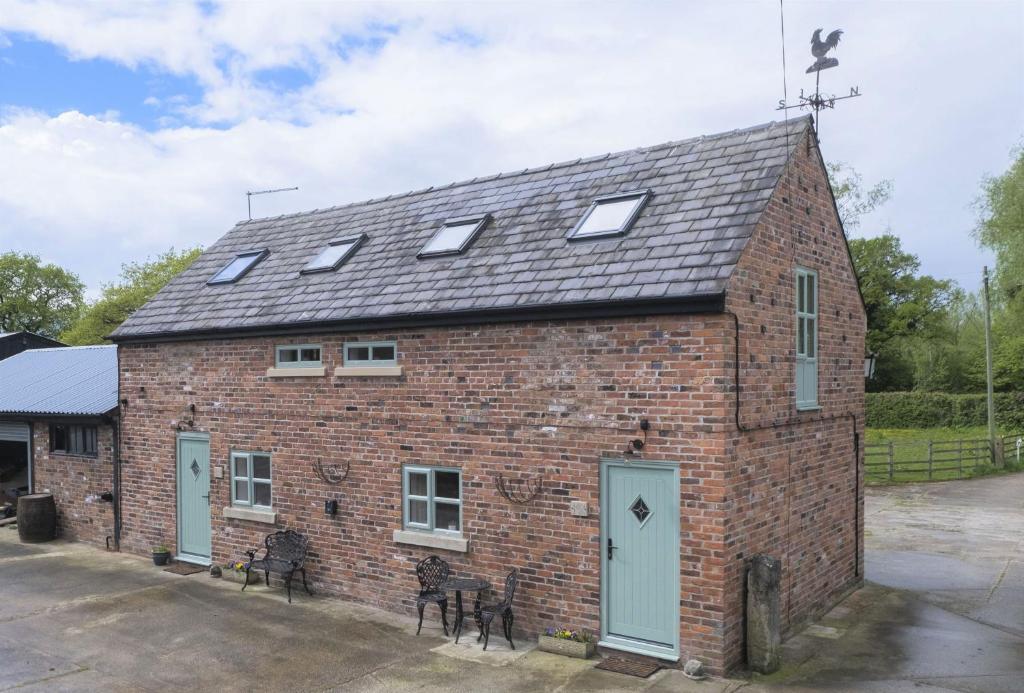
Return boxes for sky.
[0,0,1021,299]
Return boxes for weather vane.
[776,26,862,135]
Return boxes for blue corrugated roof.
[0,345,118,416]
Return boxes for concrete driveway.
[0,529,728,693]
[751,471,1024,692]
[2,472,1022,692]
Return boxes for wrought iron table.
[440,577,491,643]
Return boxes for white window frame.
[402,466,462,534]
[568,189,650,241]
[796,267,819,410]
[231,451,273,509]
[344,341,398,367]
[275,344,323,369]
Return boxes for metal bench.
[243,530,313,603]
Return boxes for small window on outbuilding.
[418,215,490,258]
[208,249,268,284]
[344,341,397,367]
[302,234,365,274]
[569,190,650,240]
[50,424,97,456]
[275,345,322,368]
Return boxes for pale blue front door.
[177,433,211,563]
[600,460,679,659]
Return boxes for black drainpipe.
[725,310,861,579]
[112,417,121,551]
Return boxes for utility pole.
[983,266,996,464]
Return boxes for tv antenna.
[246,186,298,220]
[776,22,862,137]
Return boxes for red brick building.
[110,117,865,673]
[0,345,119,545]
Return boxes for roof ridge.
[238,117,809,226]
[24,344,116,352]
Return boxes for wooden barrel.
[17,493,57,543]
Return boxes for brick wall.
[31,421,116,545]
[118,315,736,668]
[721,130,866,671]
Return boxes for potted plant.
[151,545,171,566]
[538,627,597,659]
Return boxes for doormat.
[164,562,207,576]
[595,657,661,678]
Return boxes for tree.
[0,252,84,338]
[61,247,202,345]
[974,144,1024,326]
[827,161,893,232]
[848,235,959,391]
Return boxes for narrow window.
[231,451,273,509]
[302,234,365,274]
[208,249,268,284]
[796,268,818,409]
[418,215,490,258]
[403,466,462,533]
[569,190,650,240]
[275,344,323,368]
[50,424,98,456]
[344,341,397,367]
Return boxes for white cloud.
[0,1,1021,293]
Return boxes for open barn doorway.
[0,422,31,512]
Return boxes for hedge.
[866,392,1024,430]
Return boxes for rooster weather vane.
[777,27,861,135]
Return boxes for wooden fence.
[865,433,1024,483]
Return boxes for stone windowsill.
[266,367,326,378]
[334,366,403,377]
[222,506,278,524]
[392,529,468,553]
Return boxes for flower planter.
[221,568,261,585]
[152,551,171,566]
[538,635,596,659]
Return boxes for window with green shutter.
[796,268,819,409]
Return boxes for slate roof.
[113,117,810,340]
[0,345,118,416]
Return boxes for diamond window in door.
[630,495,652,526]
[190,459,202,479]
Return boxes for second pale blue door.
[176,433,211,563]
[601,460,679,658]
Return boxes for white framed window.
[344,341,397,367]
[796,267,818,410]
[568,190,650,240]
[208,249,268,284]
[418,214,490,258]
[275,344,322,368]
[231,451,272,508]
[403,466,462,533]
[302,234,365,274]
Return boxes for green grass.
[864,426,1024,484]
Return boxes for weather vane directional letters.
[776,27,861,133]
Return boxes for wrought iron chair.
[478,568,518,650]
[415,555,450,636]
[243,530,313,604]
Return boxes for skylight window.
[301,234,366,274]
[208,249,268,285]
[418,214,490,258]
[569,190,650,240]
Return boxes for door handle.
[607,537,618,560]
[201,494,210,501]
